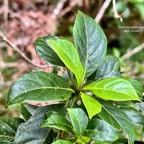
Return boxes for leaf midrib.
[73,115,82,134]
[49,40,84,86]
[101,63,119,79]
[86,128,118,141]
[0,120,16,134]
[0,135,14,138]
[12,87,73,94]
[82,13,88,81]
[48,122,73,131]
[9,87,73,104]
[49,40,80,70]
[103,106,134,144]
[84,88,137,99]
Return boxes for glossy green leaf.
[7,72,73,106]
[14,111,49,143]
[100,102,136,144]
[14,104,64,143]
[85,119,118,142]
[0,117,24,143]
[52,139,73,144]
[74,11,107,77]
[76,136,90,143]
[83,78,139,101]
[126,79,143,100]
[68,108,88,135]
[81,92,102,119]
[47,39,84,86]
[21,103,38,121]
[134,102,144,112]
[35,36,64,66]
[121,106,144,126]
[133,2,144,19]
[99,109,121,130]
[42,114,73,133]
[91,56,122,81]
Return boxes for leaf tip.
[41,123,46,128]
[77,10,82,14]
[77,10,84,17]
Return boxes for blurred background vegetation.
[0,0,144,117]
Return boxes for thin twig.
[0,57,4,88]
[51,0,67,19]
[0,62,20,68]
[95,0,112,23]
[112,0,123,22]
[0,31,49,68]
[4,0,9,26]
[84,0,90,13]
[121,43,144,60]
[58,1,78,18]
[0,71,4,89]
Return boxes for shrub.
[1,11,143,144]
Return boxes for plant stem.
[66,68,77,90]
[121,43,144,60]
[95,0,112,23]
[51,0,67,19]
[112,0,123,22]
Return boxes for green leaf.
[21,103,38,121]
[100,102,136,144]
[68,108,88,135]
[74,11,107,77]
[47,39,84,86]
[99,109,121,130]
[35,36,64,66]
[76,136,90,143]
[134,102,144,112]
[14,104,64,143]
[81,92,102,119]
[7,72,73,106]
[90,56,122,81]
[0,117,24,143]
[126,79,143,100]
[52,139,73,144]
[83,78,139,101]
[121,106,144,126]
[85,119,118,142]
[128,1,144,19]
[42,114,73,133]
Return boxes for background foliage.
[0,0,144,128]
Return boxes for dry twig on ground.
[95,0,112,23]
[0,31,49,68]
[112,0,123,22]
[95,0,124,23]
[0,62,20,68]
[58,0,78,18]
[121,43,144,60]
[51,0,67,19]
